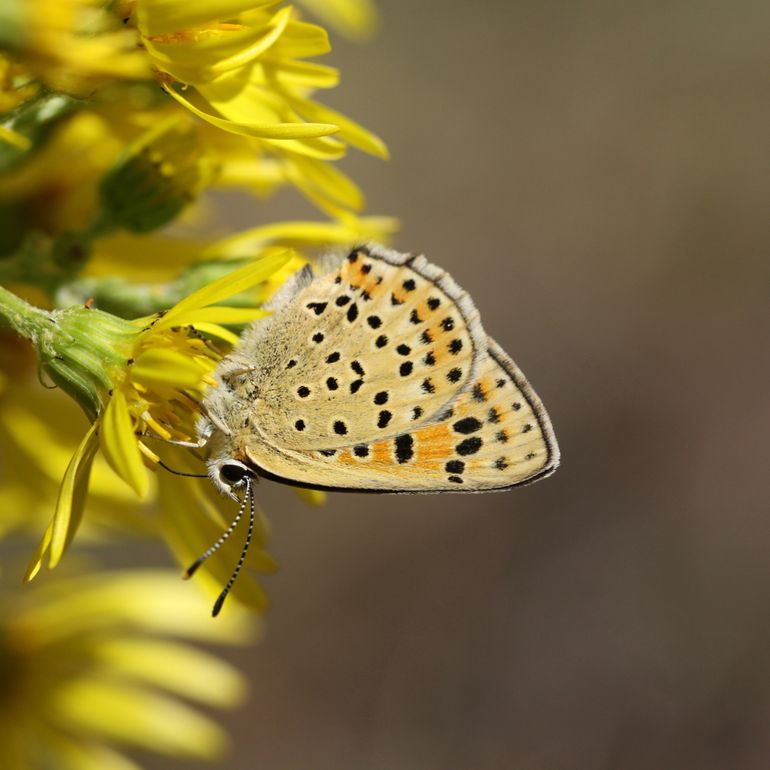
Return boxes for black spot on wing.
[472,383,487,402]
[453,417,482,434]
[306,302,327,315]
[394,434,414,464]
[456,436,483,456]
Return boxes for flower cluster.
[0,0,390,765]
[0,568,257,769]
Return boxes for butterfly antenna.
[157,459,208,479]
[212,479,255,617]
[183,485,249,579]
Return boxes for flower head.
[15,251,291,581]
[0,567,256,768]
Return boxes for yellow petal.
[297,0,379,41]
[96,638,246,706]
[145,7,293,82]
[293,488,327,506]
[131,348,212,391]
[99,391,149,499]
[137,0,277,36]
[289,153,365,210]
[158,250,291,326]
[264,18,331,59]
[22,570,256,643]
[162,83,339,140]
[205,216,400,257]
[265,59,339,89]
[166,305,269,327]
[48,423,100,569]
[288,93,389,159]
[52,679,228,758]
[46,737,145,770]
[24,520,53,582]
[190,322,239,345]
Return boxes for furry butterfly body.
[200,245,559,495]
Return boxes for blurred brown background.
[152,1,769,768]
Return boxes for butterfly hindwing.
[243,337,559,492]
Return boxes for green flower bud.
[99,116,211,234]
[0,286,137,420]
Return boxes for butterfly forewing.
[239,246,487,450]
[207,244,559,493]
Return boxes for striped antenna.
[183,483,249,579]
[212,479,255,617]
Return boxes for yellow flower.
[0,0,150,95]
[0,567,256,768]
[11,251,291,580]
[127,1,387,156]
[2,1,391,263]
[0,328,275,614]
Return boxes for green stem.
[0,284,52,342]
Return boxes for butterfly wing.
[223,245,488,450]
[243,337,559,492]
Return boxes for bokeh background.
[62,0,770,768]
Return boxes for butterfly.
[189,244,559,613]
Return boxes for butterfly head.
[198,408,255,498]
[207,457,255,500]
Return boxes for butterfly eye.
[220,462,248,484]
